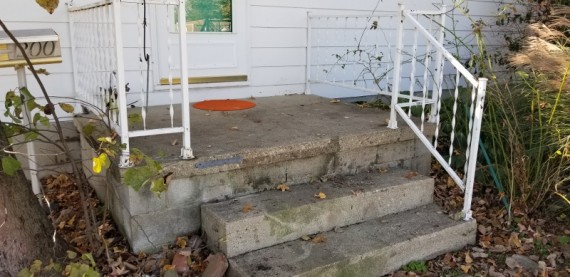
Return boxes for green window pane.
[186,0,232,32]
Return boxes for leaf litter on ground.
[42,163,569,277]
[384,165,570,276]
[42,173,213,276]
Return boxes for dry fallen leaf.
[404,171,418,179]
[446,176,455,187]
[176,236,188,248]
[314,192,327,199]
[311,234,326,243]
[242,203,253,213]
[478,225,487,235]
[465,252,473,264]
[162,264,176,271]
[276,184,290,192]
[509,232,523,248]
[460,264,471,273]
[301,235,311,241]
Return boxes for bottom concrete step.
[228,204,476,277]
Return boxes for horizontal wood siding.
[0,0,512,106]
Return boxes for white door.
[153,0,248,86]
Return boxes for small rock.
[202,253,228,277]
[488,266,505,277]
[505,254,539,272]
[172,251,190,274]
[489,245,508,253]
[472,252,488,258]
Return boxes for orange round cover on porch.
[192,99,256,111]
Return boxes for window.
[185,0,232,32]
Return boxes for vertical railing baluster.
[388,4,405,129]
[408,27,418,117]
[111,0,130,167]
[448,69,461,165]
[167,5,175,128]
[429,5,447,123]
[137,2,147,130]
[462,78,487,220]
[179,0,193,159]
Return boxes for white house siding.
[0,0,514,110]
[0,3,75,119]
[247,0,513,99]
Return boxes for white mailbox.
[0,28,62,68]
[0,28,62,199]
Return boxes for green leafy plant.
[558,236,570,245]
[123,148,171,196]
[17,251,100,277]
[402,260,428,273]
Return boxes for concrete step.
[228,204,477,277]
[201,168,434,258]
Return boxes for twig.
[0,19,99,250]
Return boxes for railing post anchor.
[180,148,194,160]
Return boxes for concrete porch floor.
[128,94,394,162]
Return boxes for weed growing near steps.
[436,0,570,219]
[401,260,428,273]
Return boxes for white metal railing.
[307,5,487,221]
[68,0,192,166]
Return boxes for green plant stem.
[549,63,570,125]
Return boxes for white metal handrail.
[306,5,488,221]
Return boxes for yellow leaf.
[460,264,471,273]
[67,214,76,226]
[30,260,42,273]
[92,153,109,174]
[465,252,473,264]
[66,250,77,259]
[36,0,59,14]
[58,103,75,113]
[311,234,326,243]
[162,264,176,271]
[314,192,327,199]
[176,237,188,248]
[509,232,522,248]
[276,184,290,192]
